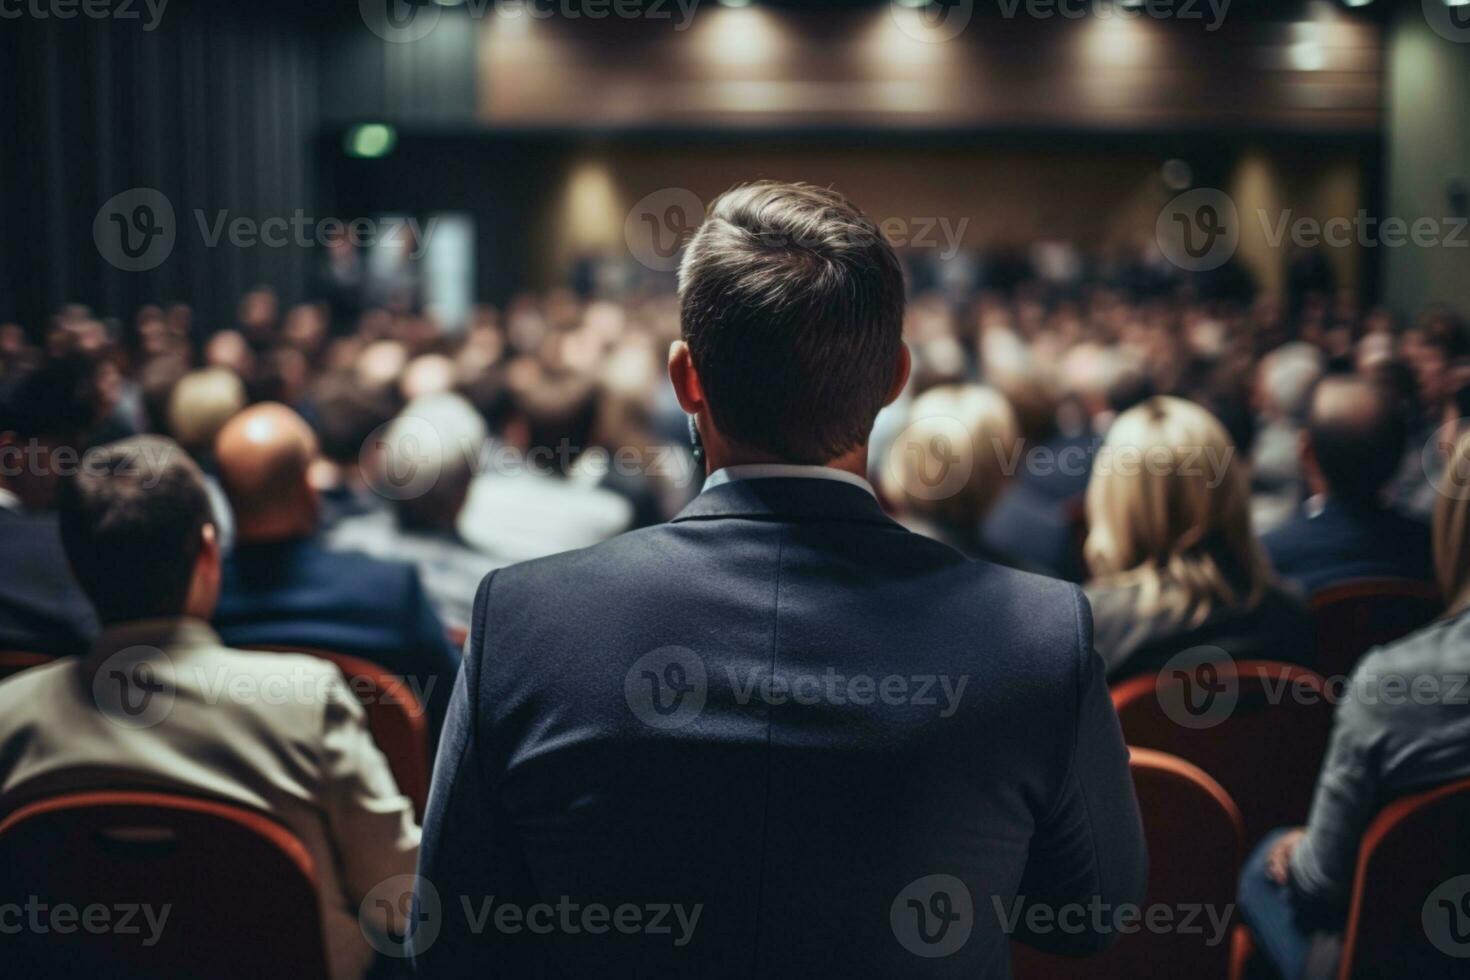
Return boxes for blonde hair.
[885,384,1020,526]
[168,368,246,456]
[1435,429,1470,615]
[1085,396,1269,627]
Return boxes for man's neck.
[706,445,869,482]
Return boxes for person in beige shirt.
[0,435,420,979]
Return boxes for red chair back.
[253,645,430,818]
[0,790,329,980]
[0,649,53,682]
[1310,578,1441,680]
[1112,659,1335,847]
[1338,777,1470,979]
[1012,748,1245,980]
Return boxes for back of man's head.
[59,436,213,625]
[215,403,320,542]
[0,354,100,509]
[1306,375,1405,506]
[678,182,904,463]
[311,371,398,466]
[380,393,487,531]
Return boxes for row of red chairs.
[5,756,1466,978]
[0,579,1447,977]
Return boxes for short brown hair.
[59,436,213,625]
[678,182,904,463]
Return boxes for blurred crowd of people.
[4,272,1469,677]
[4,228,1470,979]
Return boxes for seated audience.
[1239,429,1470,980]
[1263,375,1434,595]
[883,383,1023,563]
[0,357,99,655]
[1084,396,1315,678]
[210,403,460,738]
[327,393,504,635]
[0,436,418,980]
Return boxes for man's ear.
[668,341,706,416]
[200,522,219,559]
[883,342,912,407]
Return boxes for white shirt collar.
[0,487,22,513]
[702,464,876,499]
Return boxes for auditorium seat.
[253,645,430,818]
[0,650,53,682]
[1012,748,1247,980]
[1112,660,1335,847]
[1309,578,1442,681]
[0,790,329,980]
[1335,777,1470,979]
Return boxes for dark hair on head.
[58,436,214,625]
[0,353,98,441]
[1306,375,1406,506]
[678,181,905,463]
[309,371,399,464]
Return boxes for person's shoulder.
[1357,611,1470,681]
[483,522,676,592]
[0,656,82,706]
[1261,511,1313,559]
[304,538,420,590]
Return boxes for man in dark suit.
[210,402,460,738]
[414,183,1145,977]
[0,357,99,656]
[1263,375,1434,596]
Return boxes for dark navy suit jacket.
[1262,497,1435,596]
[212,536,460,739]
[414,477,1145,977]
[0,507,97,657]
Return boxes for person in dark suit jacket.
[414,182,1146,978]
[0,356,100,656]
[1262,375,1434,596]
[210,403,460,739]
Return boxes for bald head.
[1305,375,1405,506]
[216,402,320,542]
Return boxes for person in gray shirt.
[1239,428,1470,980]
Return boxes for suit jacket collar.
[673,477,901,528]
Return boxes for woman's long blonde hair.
[1085,396,1271,628]
[1435,429,1470,615]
